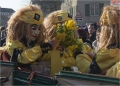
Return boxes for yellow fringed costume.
[1,5,64,76]
[76,5,120,78]
[76,48,120,78]
[5,40,62,75]
[61,39,93,67]
[105,61,120,78]
[6,40,51,64]
[61,50,76,67]
[76,39,93,73]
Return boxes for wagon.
[56,71,120,85]
[0,61,58,86]
[0,61,120,86]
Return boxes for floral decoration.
[54,19,83,54]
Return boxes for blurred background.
[0,0,119,28]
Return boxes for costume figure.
[0,4,51,72]
[43,10,75,72]
[76,5,120,78]
[0,4,63,75]
[43,10,93,72]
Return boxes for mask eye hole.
[31,27,36,30]
[31,24,39,30]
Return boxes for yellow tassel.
[50,50,62,75]
[50,38,63,75]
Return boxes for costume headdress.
[100,6,119,26]
[19,10,43,25]
[52,10,72,23]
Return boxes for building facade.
[0,7,15,28]
[61,0,110,25]
[31,0,62,17]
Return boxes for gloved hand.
[10,48,21,62]
[40,43,52,54]
[89,57,102,74]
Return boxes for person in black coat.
[88,22,98,43]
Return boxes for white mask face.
[27,24,41,41]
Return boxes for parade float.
[0,18,120,86]
[0,61,119,85]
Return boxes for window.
[85,3,104,16]
[90,3,99,16]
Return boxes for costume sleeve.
[96,48,120,71]
[7,40,42,64]
[105,61,120,78]
[77,39,94,53]
[17,46,42,64]
[76,54,92,73]
[75,40,94,73]
[61,56,76,67]
[82,44,94,53]
[61,51,76,67]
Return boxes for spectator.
[77,28,92,48]
[88,22,98,43]
[92,28,101,52]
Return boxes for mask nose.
[35,29,40,35]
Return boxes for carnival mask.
[27,24,41,41]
